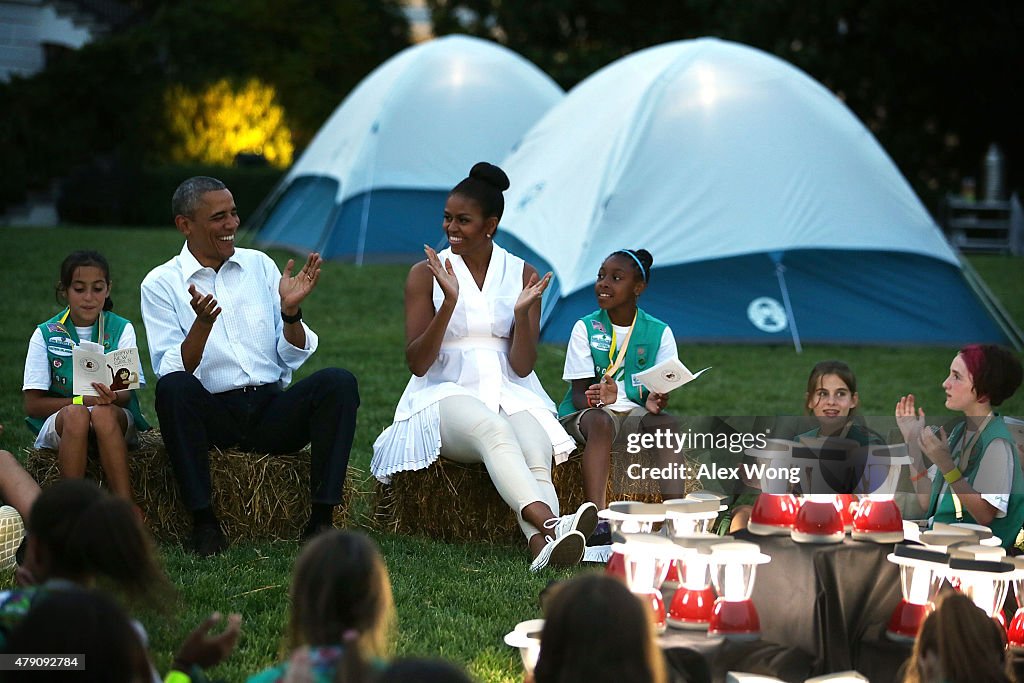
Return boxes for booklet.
[72,340,142,396]
[634,357,711,394]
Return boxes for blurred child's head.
[954,344,1022,409]
[26,479,168,606]
[56,251,113,325]
[4,588,152,683]
[534,573,666,683]
[288,530,395,659]
[907,592,1010,683]
[378,657,474,683]
[805,360,859,425]
[595,249,653,311]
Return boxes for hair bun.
[633,248,654,270]
[469,162,510,192]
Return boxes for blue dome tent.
[495,39,1017,348]
[250,35,563,264]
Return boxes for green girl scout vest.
[558,308,668,417]
[928,415,1024,549]
[25,309,150,435]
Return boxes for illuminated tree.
[164,78,294,168]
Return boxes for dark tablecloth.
[660,530,914,682]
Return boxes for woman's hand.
[646,391,669,415]
[279,253,322,311]
[514,271,552,316]
[424,245,459,303]
[90,383,117,406]
[895,394,925,443]
[919,425,955,473]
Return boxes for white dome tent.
[495,38,1014,347]
[251,35,564,264]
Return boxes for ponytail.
[335,629,367,683]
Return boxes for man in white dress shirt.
[141,176,360,556]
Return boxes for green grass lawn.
[1,226,1022,681]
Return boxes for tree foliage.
[427,0,1024,208]
[0,0,409,210]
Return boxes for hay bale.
[375,459,523,544]
[21,429,358,543]
[374,443,698,545]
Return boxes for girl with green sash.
[559,249,681,519]
[22,251,149,505]
[896,344,1024,549]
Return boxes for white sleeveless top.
[371,244,575,483]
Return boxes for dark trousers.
[154,368,359,513]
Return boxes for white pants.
[438,395,559,539]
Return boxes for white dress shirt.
[140,243,317,394]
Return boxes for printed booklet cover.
[72,340,141,396]
[634,357,711,394]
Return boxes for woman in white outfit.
[372,162,596,570]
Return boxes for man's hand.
[280,253,322,312]
[188,284,221,326]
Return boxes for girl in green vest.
[896,344,1024,549]
[22,251,149,505]
[559,249,681,518]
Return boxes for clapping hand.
[173,612,242,673]
[514,271,552,315]
[280,253,322,311]
[424,245,459,302]
[895,394,926,444]
[188,284,221,325]
[919,425,955,473]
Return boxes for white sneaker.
[544,502,599,541]
[529,531,586,572]
[0,506,26,572]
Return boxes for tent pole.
[775,261,802,353]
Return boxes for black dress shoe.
[300,521,334,543]
[190,522,228,557]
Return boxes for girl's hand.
[91,383,117,405]
[280,253,322,310]
[586,376,618,407]
[514,271,552,315]
[919,425,955,473]
[646,391,669,415]
[424,245,459,303]
[895,394,925,443]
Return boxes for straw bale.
[21,429,357,543]
[374,442,697,545]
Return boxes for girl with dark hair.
[558,249,681,514]
[22,251,149,503]
[902,592,1014,683]
[247,529,394,682]
[373,162,593,571]
[530,573,667,683]
[897,344,1024,548]
[0,479,170,646]
[2,588,153,683]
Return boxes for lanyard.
[61,308,104,347]
[949,414,993,521]
[604,310,637,380]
